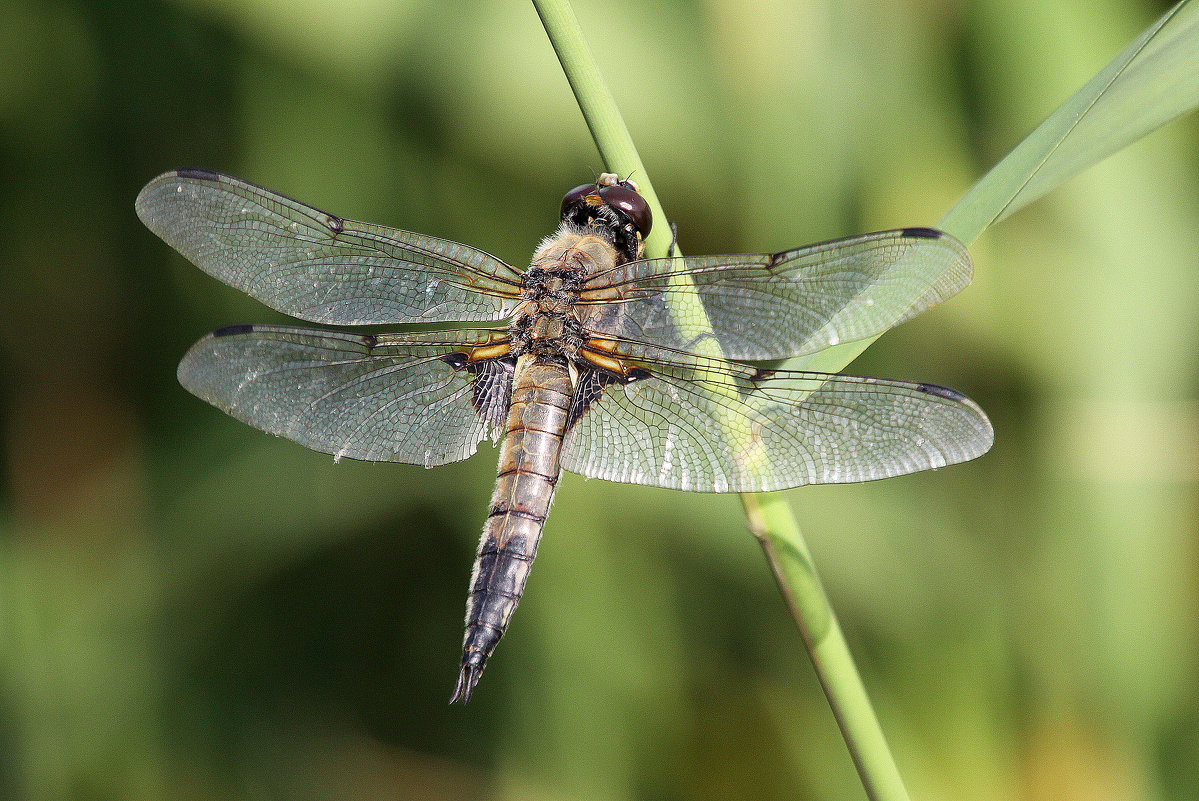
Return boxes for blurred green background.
[2,0,1196,799]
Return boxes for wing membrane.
[137,170,523,325]
[561,344,992,492]
[178,325,513,465]
[581,228,971,360]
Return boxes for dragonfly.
[136,168,993,703]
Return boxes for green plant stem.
[743,494,907,801]
[530,0,673,259]
[532,2,909,800]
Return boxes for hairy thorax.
[509,226,622,360]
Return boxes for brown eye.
[561,183,598,219]
[599,184,652,237]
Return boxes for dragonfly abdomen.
[452,357,573,703]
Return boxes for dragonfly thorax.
[531,227,626,278]
[508,270,587,358]
[508,235,614,359]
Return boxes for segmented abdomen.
[451,356,573,703]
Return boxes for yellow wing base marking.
[461,337,512,363]
[578,335,640,378]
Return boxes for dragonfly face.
[136,169,993,703]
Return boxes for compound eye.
[561,183,598,219]
[599,184,652,237]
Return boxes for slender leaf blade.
[942,0,1199,246]
[795,0,1199,375]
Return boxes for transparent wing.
[137,169,523,325]
[580,228,971,360]
[561,344,992,492]
[178,325,514,465]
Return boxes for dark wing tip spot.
[213,323,256,337]
[325,214,345,233]
[900,226,943,240]
[359,333,378,350]
[174,167,223,181]
[916,382,966,401]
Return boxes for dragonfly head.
[560,173,652,261]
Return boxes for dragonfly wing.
[582,228,971,360]
[560,345,992,492]
[178,325,514,465]
[137,169,523,325]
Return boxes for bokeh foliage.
[1,1,1196,800]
